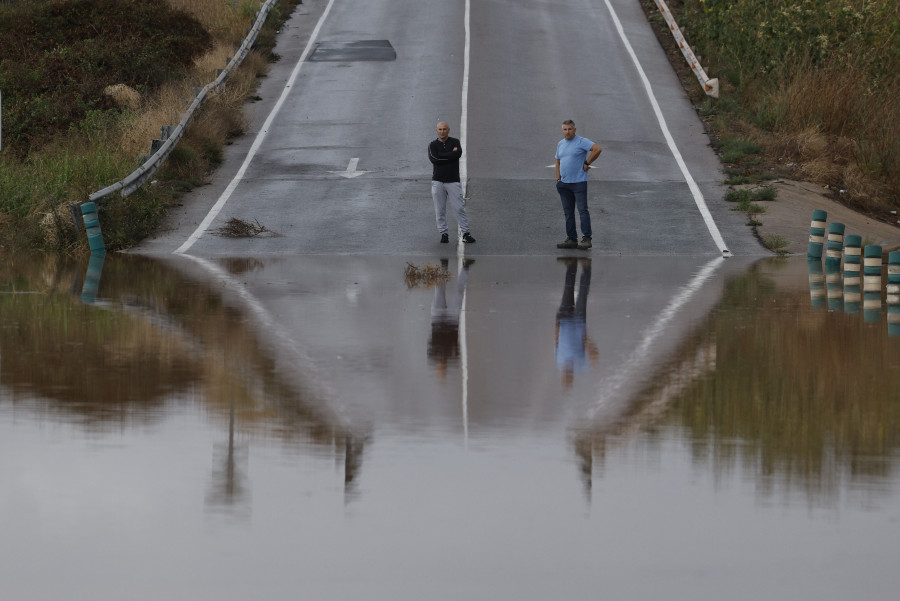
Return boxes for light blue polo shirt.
[556,318,587,372]
[556,135,595,183]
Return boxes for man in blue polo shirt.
[555,120,602,250]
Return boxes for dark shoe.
[557,238,578,249]
[462,232,476,243]
[557,257,577,268]
[577,236,592,250]
[440,233,449,244]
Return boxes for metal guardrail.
[652,0,719,98]
[87,0,277,206]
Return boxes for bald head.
[436,122,450,141]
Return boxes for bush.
[0,0,211,156]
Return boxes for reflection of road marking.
[177,254,350,430]
[328,158,372,178]
[602,0,730,258]
[459,257,469,448]
[457,0,472,258]
[587,256,724,419]
[174,0,338,255]
[460,0,471,446]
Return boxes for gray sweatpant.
[431,181,469,235]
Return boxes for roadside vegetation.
[0,0,299,254]
[645,0,900,218]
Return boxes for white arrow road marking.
[329,158,372,179]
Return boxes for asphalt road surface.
[134,0,764,258]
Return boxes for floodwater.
[1,252,898,600]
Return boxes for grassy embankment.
[0,0,299,253]
[645,0,900,231]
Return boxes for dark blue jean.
[556,181,592,241]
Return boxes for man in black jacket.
[428,122,475,244]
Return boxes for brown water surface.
[1,253,898,600]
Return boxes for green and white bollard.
[843,234,862,285]
[80,202,106,255]
[843,280,861,315]
[863,245,882,323]
[808,260,825,309]
[825,222,845,267]
[807,209,827,259]
[825,261,843,312]
[888,251,900,336]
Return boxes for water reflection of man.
[556,258,599,389]
[428,258,474,381]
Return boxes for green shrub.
[0,0,211,156]
[717,137,762,163]
[761,233,790,254]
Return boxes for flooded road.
[1,253,898,600]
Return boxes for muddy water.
[1,253,898,600]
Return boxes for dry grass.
[742,52,900,211]
[752,123,891,211]
[164,0,260,40]
[113,0,269,158]
[116,24,271,168]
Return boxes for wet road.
[136,0,759,257]
[2,253,900,600]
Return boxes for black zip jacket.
[428,137,463,183]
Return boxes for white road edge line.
[602,0,731,258]
[174,0,338,255]
[459,0,470,194]
[459,0,471,447]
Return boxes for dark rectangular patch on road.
[308,40,396,62]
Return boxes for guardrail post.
[807,210,827,259]
[80,202,106,254]
[863,245,882,323]
[887,251,900,336]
